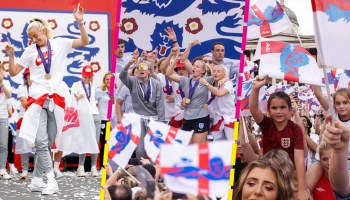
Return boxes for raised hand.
[133,48,139,59]
[73,3,85,23]
[5,38,14,56]
[189,39,200,47]
[164,27,177,41]
[252,76,268,90]
[170,47,178,56]
[323,115,350,149]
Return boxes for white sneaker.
[0,169,11,180]
[42,179,59,195]
[20,170,29,179]
[29,177,46,192]
[91,167,98,177]
[54,169,63,179]
[76,166,85,177]
[10,167,19,175]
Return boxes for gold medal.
[203,104,208,109]
[44,74,51,80]
[185,98,191,104]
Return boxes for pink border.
[235,0,250,120]
[107,0,122,120]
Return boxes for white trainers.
[91,167,98,177]
[54,169,63,179]
[20,170,29,179]
[76,166,85,177]
[10,167,19,175]
[0,169,11,180]
[42,179,59,195]
[29,177,46,192]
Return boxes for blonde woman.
[5,4,89,194]
[95,72,114,170]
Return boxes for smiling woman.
[233,158,289,200]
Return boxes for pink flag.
[312,0,350,69]
[144,120,192,164]
[254,38,323,86]
[247,0,291,38]
[160,141,232,198]
[108,113,141,168]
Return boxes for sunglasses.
[203,60,213,64]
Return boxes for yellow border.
[100,121,111,200]
[228,121,239,199]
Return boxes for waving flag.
[58,94,99,155]
[338,70,350,89]
[160,141,233,197]
[321,68,343,94]
[240,81,267,116]
[247,0,291,38]
[108,113,141,168]
[254,38,323,86]
[266,82,294,95]
[312,0,350,69]
[145,120,192,164]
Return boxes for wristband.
[172,40,177,44]
[77,21,84,27]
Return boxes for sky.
[249,0,315,35]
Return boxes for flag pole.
[241,117,249,144]
[282,5,303,47]
[321,65,335,124]
[119,166,142,185]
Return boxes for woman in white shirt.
[72,65,100,177]
[95,72,113,170]
[0,63,12,180]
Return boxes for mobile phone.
[146,180,155,199]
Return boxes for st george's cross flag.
[160,141,232,197]
[108,113,141,168]
[338,70,350,90]
[144,120,192,164]
[254,38,323,86]
[312,0,350,69]
[240,81,267,117]
[247,0,291,38]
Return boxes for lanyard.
[82,81,91,101]
[36,40,52,74]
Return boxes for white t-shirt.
[18,38,73,98]
[0,80,11,118]
[307,133,319,168]
[95,87,111,121]
[157,73,177,121]
[117,85,134,114]
[71,81,99,115]
[209,81,236,123]
[17,84,29,118]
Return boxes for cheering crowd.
[2,3,350,200]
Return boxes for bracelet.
[172,40,177,44]
[77,21,84,27]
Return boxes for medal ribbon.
[82,81,91,102]
[139,79,152,102]
[188,79,199,100]
[36,39,52,75]
[206,92,216,105]
[179,86,185,99]
[165,76,173,95]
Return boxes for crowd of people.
[1,4,350,200]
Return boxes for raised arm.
[72,4,89,48]
[160,47,178,74]
[323,115,350,196]
[249,77,267,124]
[165,27,179,48]
[313,85,329,111]
[239,117,259,164]
[199,78,229,97]
[119,58,136,89]
[5,40,24,77]
[165,50,181,83]
[182,40,200,74]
